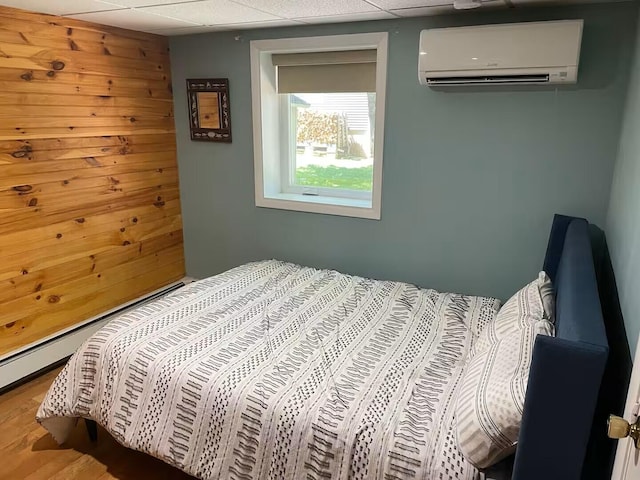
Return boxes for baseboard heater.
[0,280,187,393]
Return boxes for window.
[250,33,388,220]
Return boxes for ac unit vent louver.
[426,74,550,86]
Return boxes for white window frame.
[250,33,388,220]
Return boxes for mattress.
[37,260,500,480]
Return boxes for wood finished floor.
[0,367,195,480]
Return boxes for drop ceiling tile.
[147,25,221,35]
[368,0,452,8]
[230,0,379,19]
[141,0,280,25]
[0,0,120,15]
[391,0,505,15]
[389,5,454,15]
[296,11,398,24]
[180,18,304,31]
[462,0,507,9]
[98,0,198,7]
[69,8,200,30]
[215,19,305,28]
[147,18,304,36]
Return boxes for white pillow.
[471,271,554,356]
[537,271,555,323]
[455,276,555,469]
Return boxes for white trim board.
[0,277,196,390]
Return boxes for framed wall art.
[186,78,232,142]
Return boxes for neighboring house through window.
[250,33,388,220]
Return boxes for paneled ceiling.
[0,0,622,36]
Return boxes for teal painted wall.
[170,3,637,301]
[606,7,640,355]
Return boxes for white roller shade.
[273,49,377,94]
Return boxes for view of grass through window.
[295,165,374,191]
[291,92,375,192]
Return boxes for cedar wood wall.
[0,6,185,356]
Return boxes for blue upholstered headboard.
[510,215,609,480]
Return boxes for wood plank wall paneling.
[0,6,185,356]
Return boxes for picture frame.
[186,78,232,142]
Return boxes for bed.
[36,214,608,480]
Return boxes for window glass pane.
[289,92,375,192]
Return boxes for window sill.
[258,193,380,219]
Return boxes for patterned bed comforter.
[37,260,500,480]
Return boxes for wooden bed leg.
[85,418,98,442]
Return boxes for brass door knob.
[608,415,640,449]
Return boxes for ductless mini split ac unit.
[418,19,583,87]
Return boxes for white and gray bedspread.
[37,260,500,480]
